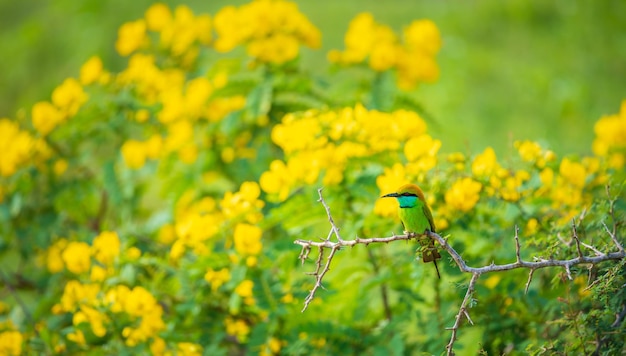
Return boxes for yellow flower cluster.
[225,317,251,342]
[169,182,265,262]
[261,104,433,201]
[592,99,626,168]
[328,13,441,89]
[0,327,22,356]
[0,119,49,178]
[47,231,121,277]
[214,0,321,64]
[53,280,165,347]
[116,3,211,66]
[79,56,110,86]
[117,56,245,169]
[32,78,88,135]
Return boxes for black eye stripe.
[401,192,417,197]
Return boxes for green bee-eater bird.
[382,183,441,278]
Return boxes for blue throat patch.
[397,195,418,208]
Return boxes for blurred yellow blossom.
[31,101,64,135]
[225,318,250,342]
[177,342,203,356]
[46,238,68,273]
[92,231,121,265]
[145,3,172,32]
[235,280,254,298]
[330,14,441,88]
[73,305,108,337]
[214,0,320,64]
[472,147,498,178]
[55,280,100,313]
[80,56,104,85]
[53,159,68,176]
[233,223,263,256]
[592,100,626,155]
[204,268,231,291]
[445,177,482,212]
[559,158,586,188]
[121,140,147,169]
[0,119,41,176]
[0,331,22,356]
[116,19,147,56]
[52,78,88,117]
[61,242,91,274]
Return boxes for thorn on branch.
[572,220,584,259]
[525,269,535,294]
[514,225,522,263]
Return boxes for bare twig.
[446,272,480,355]
[317,188,343,242]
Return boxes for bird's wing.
[423,204,436,233]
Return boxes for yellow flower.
[592,100,626,156]
[0,331,22,356]
[0,119,40,176]
[445,177,482,212]
[126,247,142,260]
[92,231,121,265]
[177,342,203,356]
[53,159,68,176]
[145,3,172,31]
[45,238,67,273]
[56,280,101,313]
[123,286,160,316]
[204,268,231,291]
[515,140,542,163]
[135,109,150,123]
[31,101,64,135]
[61,242,91,274]
[484,275,501,289]
[403,19,441,55]
[225,318,250,342]
[90,265,109,282]
[559,158,586,188]
[150,337,167,356]
[73,305,108,337]
[235,280,254,298]
[116,19,147,56]
[121,139,147,169]
[67,330,86,345]
[52,78,88,117]
[80,56,104,85]
[233,223,263,256]
[213,0,319,64]
[471,147,498,177]
[526,218,539,236]
[260,160,293,201]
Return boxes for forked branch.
[294,188,625,355]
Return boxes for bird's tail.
[419,237,441,279]
[432,259,441,279]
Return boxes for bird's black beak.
[381,192,399,198]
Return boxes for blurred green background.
[1,0,625,154]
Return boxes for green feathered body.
[382,183,442,278]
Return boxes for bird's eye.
[401,192,416,197]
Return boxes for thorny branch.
[294,188,625,355]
